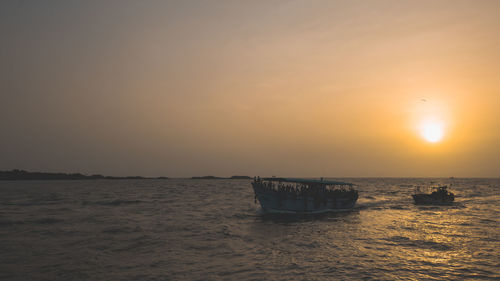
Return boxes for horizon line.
[1,169,499,179]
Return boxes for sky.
[1,0,499,177]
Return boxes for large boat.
[412,185,454,205]
[252,177,358,213]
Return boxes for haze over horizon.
[1,1,499,178]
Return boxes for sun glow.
[420,120,444,143]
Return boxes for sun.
[420,121,444,143]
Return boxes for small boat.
[252,177,358,213]
[412,185,454,205]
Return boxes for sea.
[0,178,498,280]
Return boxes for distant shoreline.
[0,170,252,181]
[190,175,252,180]
[4,170,489,180]
[0,169,163,180]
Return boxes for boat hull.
[253,187,357,213]
[412,194,454,205]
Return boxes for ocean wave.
[0,217,62,226]
[102,226,143,234]
[82,199,142,206]
[384,236,452,251]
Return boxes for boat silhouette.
[252,177,358,213]
[412,185,455,205]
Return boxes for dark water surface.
[0,178,498,280]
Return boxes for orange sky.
[1,1,499,177]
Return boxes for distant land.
[0,169,167,180]
[229,175,253,179]
[0,170,252,180]
[191,175,252,180]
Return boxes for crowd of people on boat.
[252,177,358,201]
